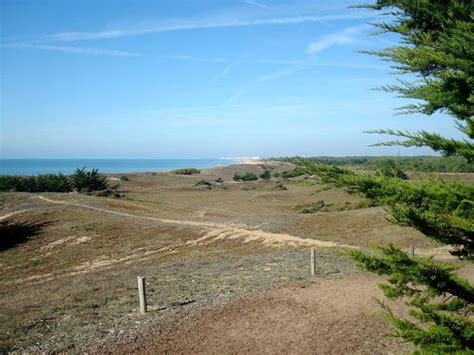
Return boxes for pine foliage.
[350,245,474,353]
[355,0,474,161]
[296,1,474,351]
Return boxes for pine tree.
[349,1,474,352]
[355,0,474,162]
[290,1,474,352]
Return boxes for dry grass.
[1,162,471,352]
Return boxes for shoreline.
[0,158,269,176]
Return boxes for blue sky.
[0,0,463,158]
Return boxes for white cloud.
[255,69,294,82]
[242,0,274,10]
[306,24,369,54]
[228,69,295,102]
[259,58,390,70]
[8,43,140,57]
[161,55,227,63]
[43,12,374,42]
[214,64,233,80]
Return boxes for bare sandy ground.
[1,163,472,352]
[102,273,414,354]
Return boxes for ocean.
[0,159,239,176]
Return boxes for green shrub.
[120,175,130,181]
[281,167,307,178]
[195,179,211,187]
[71,168,109,193]
[170,168,201,175]
[259,170,272,180]
[0,174,72,192]
[276,156,474,173]
[215,177,224,183]
[233,172,258,181]
[300,199,377,213]
[376,160,408,180]
[300,200,325,213]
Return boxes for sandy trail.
[10,195,452,287]
[36,195,356,249]
[0,196,358,287]
[0,209,31,221]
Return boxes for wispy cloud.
[214,64,233,80]
[242,0,274,11]
[7,43,140,57]
[228,69,296,102]
[161,55,227,63]
[306,24,368,54]
[255,69,294,82]
[42,12,374,43]
[258,59,390,70]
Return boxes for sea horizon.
[0,158,242,176]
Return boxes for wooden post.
[409,245,415,259]
[137,276,147,314]
[310,248,316,276]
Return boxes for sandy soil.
[1,162,472,353]
[102,273,414,354]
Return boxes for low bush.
[376,160,408,180]
[259,170,272,180]
[300,199,377,213]
[215,177,224,183]
[71,168,109,193]
[0,174,72,192]
[120,175,130,181]
[195,179,211,187]
[170,168,201,175]
[300,200,325,213]
[288,157,474,258]
[280,167,307,178]
[233,172,258,181]
[276,155,474,173]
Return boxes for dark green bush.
[376,160,408,180]
[233,172,258,181]
[215,177,224,183]
[170,168,201,175]
[277,156,474,173]
[120,175,130,181]
[71,168,109,193]
[280,167,307,178]
[259,170,272,180]
[0,174,72,192]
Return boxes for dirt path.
[37,196,353,248]
[36,195,454,256]
[3,196,456,288]
[101,273,413,354]
[0,209,31,221]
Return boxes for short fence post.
[409,245,415,259]
[137,276,147,314]
[310,248,316,276]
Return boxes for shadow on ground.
[0,219,49,251]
